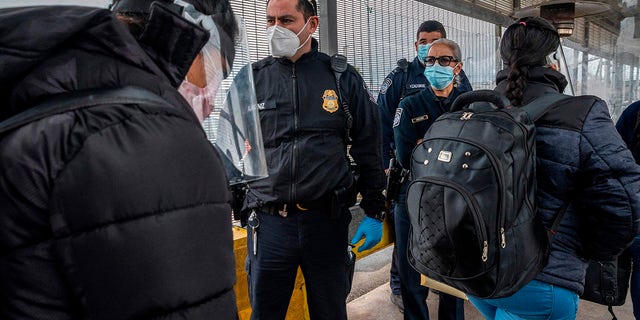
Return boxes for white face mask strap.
[296,18,311,37]
[294,18,313,50]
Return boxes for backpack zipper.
[449,112,525,250]
[427,133,507,244]
[488,110,533,249]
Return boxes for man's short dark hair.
[266,0,317,20]
[417,20,446,40]
[299,0,317,20]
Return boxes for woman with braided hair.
[499,17,562,107]
[466,16,640,319]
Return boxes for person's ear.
[307,15,319,34]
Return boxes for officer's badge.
[393,108,403,128]
[322,89,339,113]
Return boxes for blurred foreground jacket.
[0,6,237,319]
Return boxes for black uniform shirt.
[249,39,385,216]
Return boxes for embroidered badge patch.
[393,108,403,127]
[322,89,339,113]
[380,78,392,95]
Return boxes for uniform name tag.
[411,115,429,123]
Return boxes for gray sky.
[0,0,110,8]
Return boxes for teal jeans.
[467,280,579,320]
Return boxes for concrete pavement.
[346,245,635,320]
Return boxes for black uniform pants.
[246,206,351,320]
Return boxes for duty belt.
[260,195,333,218]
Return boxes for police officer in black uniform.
[378,20,472,315]
[243,1,386,319]
[378,20,472,169]
[393,38,470,320]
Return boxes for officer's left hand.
[350,216,383,252]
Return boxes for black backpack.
[406,90,569,298]
[582,249,632,320]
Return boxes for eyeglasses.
[425,56,459,67]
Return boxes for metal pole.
[318,0,338,55]
[581,21,590,95]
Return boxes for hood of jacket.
[0,5,208,120]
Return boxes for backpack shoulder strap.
[520,92,569,122]
[0,86,170,135]
[522,93,576,239]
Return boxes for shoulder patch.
[380,78,392,95]
[393,108,403,128]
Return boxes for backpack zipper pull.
[482,241,488,262]
[500,227,506,248]
[461,112,473,120]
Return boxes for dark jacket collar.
[411,56,425,70]
[276,38,320,65]
[496,66,568,105]
[423,85,463,104]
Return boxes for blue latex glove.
[350,216,383,252]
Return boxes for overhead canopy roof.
[416,0,639,64]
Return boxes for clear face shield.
[175,0,267,185]
[546,44,575,96]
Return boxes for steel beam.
[414,0,513,27]
[318,0,338,55]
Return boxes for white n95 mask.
[266,19,311,58]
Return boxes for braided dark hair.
[499,17,559,106]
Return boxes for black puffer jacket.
[0,6,236,319]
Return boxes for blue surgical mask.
[424,64,455,90]
[417,44,430,65]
